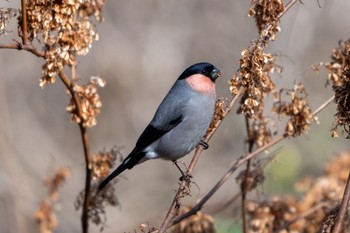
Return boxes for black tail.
[98,148,146,191]
[98,163,128,191]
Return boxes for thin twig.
[332,171,350,233]
[208,192,241,215]
[80,125,92,233]
[21,0,28,45]
[0,42,46,57]
[170,95,335,227]
[279,0,299,20]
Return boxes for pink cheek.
[186,75,215,94]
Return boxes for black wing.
[98,115,183,191]
[135,115,183,148]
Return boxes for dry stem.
[58,70,92,233]
[21,0,28,45]
[0,42,46,57]
[332,171,350,233]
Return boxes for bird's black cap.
[178,62,221,82]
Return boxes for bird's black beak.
[210,68,222,81]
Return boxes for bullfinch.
[98,62,221,190]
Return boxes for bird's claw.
[173,161,192,183]
[199,139,209,150]
[179,172,192,183]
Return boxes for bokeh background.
[0,0,350,232]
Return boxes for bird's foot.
[199,139,209,150]
[179,172,193,183]
[173,161,192,183]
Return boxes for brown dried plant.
[248,0,284,40]
[1,1,108,232]
[172,206,216,233]
[35,167,70,233]
[66,76,106,128]
[75,147,122,231]
[322,39,350,139]
[229,42,280,148]
[24,0,105,87]
[273,83,316,137]
[247,150,350,233]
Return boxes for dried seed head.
[317,39,350,138]
[207,98,226,134]
[273,83,315,137]
[66,77,105,127]
[248,0,284,41]
[75,147,122,230]
[35,167,70,233]
[248,151,350,232]
[25,0,106,87]
[172,206,216,233]
[230,41,280,147]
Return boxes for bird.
[98,62,221,191]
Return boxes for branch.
[332,171,350,233]
[21,0,29,45]
[171,95,335,226]
[0,42,46,57]
[58,70,92,233]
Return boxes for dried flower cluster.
[248,0,284,40]
[172,206,216,233]
[236,163,265,192]
[247,150,350,233]
[75,183,119,231]
[35,167,70,233]
[229,42,280,147]
[75,147,122,230]
[273,83,316,137]
[66,76,105,127]
[90,146,122,180]
[24,0,105,87]
[0,8,19,36]
[322,39,350,138]
[207,98,226,134]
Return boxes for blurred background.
[0,0,350,232]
